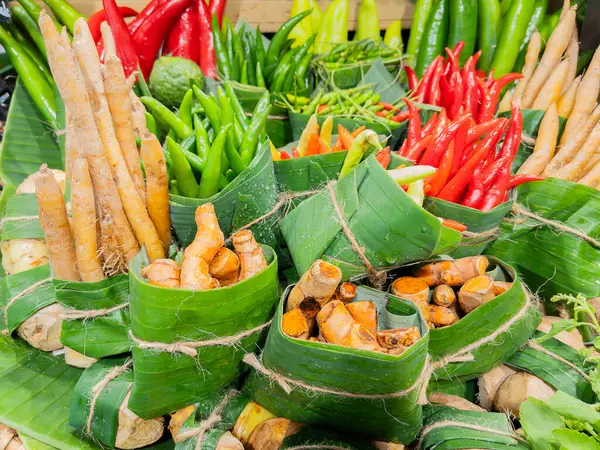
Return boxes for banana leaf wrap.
[280,155,462,280]
[280,428,381,450]
[54,275,130,359]
[127,246,279,419]
[425,257,541,381]
[312,54,402,90]
[242,284,429,444]
[507,332,596,403]
[428,379,478,402]
[419,405,530,449]
[0,193,43,241]
[486,178,600,299]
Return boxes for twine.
[521,133,536,148]
[85,359,133,436]
[526,341,591,381]
[508,203,600,248]
[326,182,386,289]
[0,215,39,231]
[60,303,128,320]
[416,420,526,449]
[461,227,500,244]
[175,390,239,449]
[129,320,273,357]
[2,277,53,327]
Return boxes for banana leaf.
[243,284,429,444]
[420,405,530,449]
[19,434,58,450]
[428,379,478,402]
[281,428,381,450]
[426,257,540,381]
[0,193,44,241]
[486,178,600,299]
[55,275,130,359]
[507,332,596,403]
[127,246,279,419]
[280,155,462,280]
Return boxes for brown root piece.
[429,305,460,327]
[390,276,430,323]
[432,285,456,307]
[346,301,378,333]
[16,303,65,351]
[232,401,276,445]
[428,392,486,412]
[115,391,165,449]
[493,281,512,296]
[493,372,555,419]
[0,424,22,450]
[458,275,496,313]
[332,282,357,303]
[317,300,356,345]
[64,347,97,368]
[183,204,224,264]
[246,418,301,450]
[141,259,181,288]
[538,315,584,350]
[232,230,268,281]
[180,256,217,291]
[282,308,310,340]
[209,248,240,286]
[169,405,195,442]
[1,239,49,275]
[415,256,489,287]
[345,323,384,352]
[287,260,342,311]
[377,327,420,352]
[373,442,406,450]
[216,431,244,450]
[478,364,517,410]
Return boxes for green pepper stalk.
[355,0,380,41]
[198,124,232,198]
[406,0,435,66]
[10,4,47,60]
[314,0,348,54]
[192,86,222,131]
[141,97,192,140]
[265,9,312,74]
[239,91,271,166]
[178,89,194,130]
[339,130,382,179]
[42,0,85,36]
[384,20,403,51]
[4,24,53,85]
[166,137,199,198]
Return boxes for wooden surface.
[68,0,413,32]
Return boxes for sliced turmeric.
[316,300,355,345]
[432,284,456,307]
[390,276,430,323]
[458,275,496,313]
[344,323,384,352]
[282,308,310,340]
[346,301,378,333]
[232,402,276,445]
[376,327,420,350]
[232,230,268,281]
[429,305,460,327]
[141,259,181,288]
[492,281,512,296]
[414,256,489,287]
[209,247,240,286]
[287,259,342,311]
[332,281,357,303]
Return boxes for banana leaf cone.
[280,155,462,280]
[507,331,596,403]
[312,55,402,90]
[426,257,540,381]
[486,178,600,299]
[242,284,430,444]
[54,275,130,359]
[127,247,279,419]
[419,405,530,449]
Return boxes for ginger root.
[287,259,342,311]
[428,392,486,412]
[64,347,98,368]
[493,372,554,419]
[115,391,164,449]
[458,275,495,313]
[141,259,181,288]
[232,230,268,281]
[415,256,489,287]
[246,418,301,450]
[478,364,517,410]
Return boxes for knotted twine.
[0,215,39,231]
[416,420,528,449]
[60,303,129,321]
[128,319,273,358]
[175,389,238,449]
[85,359,133,437]
[526,340,591,381]
[2,277,53,333]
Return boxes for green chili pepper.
[141,97,192,140]
[490,0,534,77]
[17,0,61,29]
[499,0,511,16]
[198,124,231,198]
[416,0,449,77]
[180,134,197,153]
[477,0,501,72]
[384,20,403,51]
[270,48,297,92]
[221,16,231,41]
[512,0,548,73]
[145,112,158,136]
[10,4,47,60]
[42,0,84,35]
[406,0,435,65]
[0,27,55,124]
[233,118,244,148]
[219,175,229,191]
[314,0,348,54]
[239,91,271,166]
[166,137,199,198]
[217,87,247,175]
[192,86,222,131]
[225,169,236,182]
[212,15,232,80]
[170,180,180,195]
[355,0,380,41]
[242,32,257,86]
[303,89,324,114]
[255,26,266,69]
[339,130,382,179]
[447,0,478,66]
[194,114,210,162]
[241,63,249,85]
[293,35,316,66]
[235,27,246,76]
[225,24,239,81]
[178,89,194,130]
[256,62,267,88]
[223,81,249,131]
[295,53,312,90]
[4,24,53,85]
[183,147,206,175]
[282,61,297,93]
[266,9,312,73]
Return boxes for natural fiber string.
[2,277,53,328]
[60,303,128,320]
[0,215,39,231]
[521,133,536,148]
[416,420,526,449]
[129,319,273,357]
[326,181,386,289]
[526,340,591,381]
[175,390,238,449]
[461,227,500,243]
[85,359,133,436]
[508,203,600,248]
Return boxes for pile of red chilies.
[90,0,224,79]
[404,42,522,124]
[398,100,543,212]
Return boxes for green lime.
[149,56,205,108]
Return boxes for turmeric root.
[346,301,378,333]
[209,248,240,286]
[478,364,517,410]
[376,327,420,352]
[429,305,460,327]
[492,281,512,296]
[458,275,495,313]
[317,301,383,351]
[232,402,276,445]
[180,255,217,291]
[216,432,244,450]
[390,276,430,323]
[432,284,456,307]
[332,281,357,303]
[169,405,195,442]
[186,204,224,264]
[414,256,489,287]
[141,259,181,288]
[286,259,342,311]
[282,308,310,340]
[232,230,268,281]
[345,323,384,352]
[246,418,301,450]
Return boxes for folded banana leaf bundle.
[127,247,279,419]
[487,178,600,299]
[243,284,429,444]
[280,155,462,280]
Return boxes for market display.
[0,0,599,449]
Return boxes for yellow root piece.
[429,305,460,327]
[390,276,430,323]
[373,442,406,450]
[17,168,67,196]
[65,116,81,182]
[282,307,310,340]
[428,392,486,412]
[232,401,276,445]
[531,59,570,111]
[538,315,584,350]
[36,165,80,281]
[141,259,181,288]
[518,103,560,176]
[432,284,456,307]
[414,256,489,287]
[209,248,240,286]
[216,431,244,450]
[16,303,65,351]
[512,31,541,106]
[180,255,217,291]
[458,275,495,313]
[551,119,600,181]
[232,230,268,281]
[100,216,128,276]
[345,323,384,352]
[287,259,342,310]
[129,91,149,138]
[64,347,97,368]
[1,239,49,275]
[115,391,165,449]
[557,75,582,119]
[477,364,517,410]
[246,418,301,450]
[376,327,420,351]
[332,281,357,303]
[346,301,378,333]
[562,28,579,94]
[492,281,512,296]
[169,405,195,442]
[493,372,555,419]
[185,204,224,264]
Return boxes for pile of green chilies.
[314,38,401,69]
[213,10,314,94]
[142,81,270,199]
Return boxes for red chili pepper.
[102,0,140,77]
[444,46,459,76]
[405,66,419,92]
[128,0,166,35]
[292,147,300,158]
[89,7,138,43]
[280,150,291,160]
[508,175,545,189]
[415,109,447,162]
[441,218,468,232]
[427,61,444,106]
[209,0,226,28]
[485,69,495,88]
[376,111,388,118]
[465,118,506,147]
[439,76,454,112]
[391,110,410,122]
[428,141,455,196]
[476,77,491,124]
[449,120,469,178]
[164,6,198,62]
[448,71,464,120]
[480,166,510,211]
[475,69,486,79]
[404,135,432,162]
[419,112,471,167]
[497,102,523,160]
[462,52,481,117]
[437,119,508,203]
[460,143,476,165]
[404,98,421,150]
[461,170,485,209]
[133,0,192,78]
[378,102,399,112]
[196,0,217,79]
[415,56,442,102]
[421,112,438,138]
[479,73,524,123]
[376,146,391,169]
